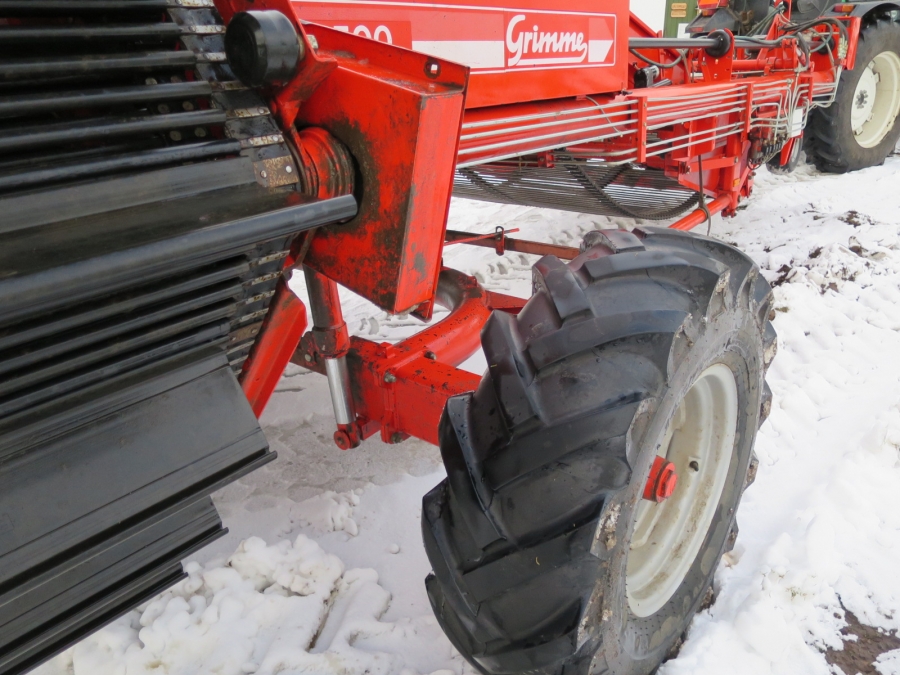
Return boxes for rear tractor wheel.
[808,17,900,172]
[423,227,775,675]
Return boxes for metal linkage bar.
[445,229,580,260]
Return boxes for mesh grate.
[454,157,700,220]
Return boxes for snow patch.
[46,536,409,675]
[292,490,361,536]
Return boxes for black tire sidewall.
[828,20,900,170]
[595,306,763,675]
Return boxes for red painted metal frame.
[241,278,309,417]
[294,269,526,444]
[227,0,860,444]
[222,0,469,317]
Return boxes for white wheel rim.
[626,363,738,618]
[851,50,900,149]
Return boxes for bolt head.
[333,429,352,450]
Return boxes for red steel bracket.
[294,269,526,446]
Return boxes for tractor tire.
[807,17,900,173]
[422,227,775,675]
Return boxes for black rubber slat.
[0,193,357,324]
[0,81,214,117]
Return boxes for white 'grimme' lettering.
[506,14,587,66]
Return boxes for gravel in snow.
[35,155,900,675]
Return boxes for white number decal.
[373,25,393,43]
[334,24,394,44]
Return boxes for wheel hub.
[643,456,678,503]
[626,363,739,618]
[851,50,900,148]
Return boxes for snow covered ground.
[36,155,900,675]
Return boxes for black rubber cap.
[704,29,734,58]
[225,10,303,87]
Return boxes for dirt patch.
[824,608,900,675]
[838,211,875,228]
[771,263,794,287]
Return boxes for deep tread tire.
[807,18,900,173]
[423,227,775,675]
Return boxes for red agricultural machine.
[1,0,899,673]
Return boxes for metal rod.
[630,36,783,50]
[445,230,580,260]
[458,121,635,157]
[303,267,357,431]
[461,99,634,130]
[324,357,354,425]
[460,111,635,141]
[630,37,719,49]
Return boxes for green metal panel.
[664,0,698,36]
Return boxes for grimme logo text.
[506,14,588,66]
